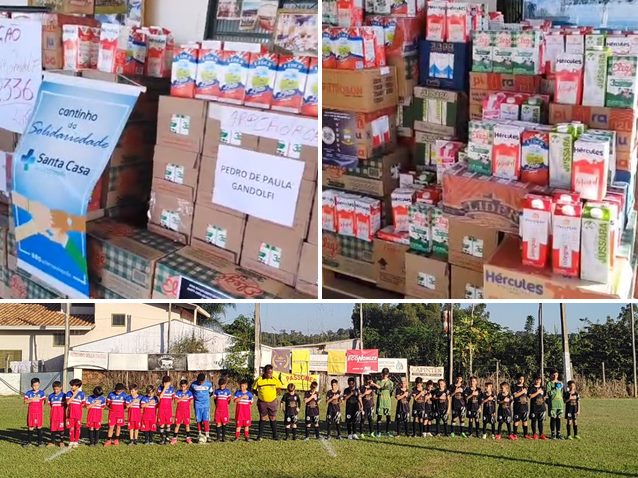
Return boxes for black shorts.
[435,408,448,421]
[565,405,578,419]
[327,410,341,423]
[412,408,426,420]
[466,409,480,419]
[377,407,391,417]
[305,415,319,426]
[452,406,466,419]
[396,411,409,422]
[362,408,373,421]
[513,404,529,422]
[497,409,512,424]
[285,413,298,424]
[483,412,495,424]
[530,409,546,421]
[345,406,359,422]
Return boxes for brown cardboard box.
[196,154,245,218]
[240,218,304,286]
[388,51,419,100]
[322,231,375,282]
[307,194,318,245]
[29,0,95,14]
[451,265,484,299]
[110,144,154,168]
[191,202,246,264]
[151,144,201,202]
[404,251,450,299]
[0,129,18,152]
[448,216,501,273]
[103,161,153,209]
[156,96,207,153]
[323,67,399,113]
[373,238,409,294]
[296,242,318,297]
[483,236,633,299]
[147,178,195,245]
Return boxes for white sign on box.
[0,18,42,133]
[212,144,304,227]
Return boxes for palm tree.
[199,304,235,329]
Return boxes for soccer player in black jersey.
[395,377,411,437]
[282,383,300,440]
[304,381,321,440]
[411,377,427,437]
[433,379,450,436]
[464,376,481,438]
[512,373,531,439]
[449,375,466,437]
[481,381,497,439]
[564,380,581,440]
[359,377,375,437]
[343,377,361,440]
[528,376,547,440]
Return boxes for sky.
[225,303,625,334]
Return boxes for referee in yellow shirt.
[253,364,284,440]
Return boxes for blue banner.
[12,73,143,298]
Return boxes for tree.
[199,304,235,329]
[222,314,254,378]
[453,304,500,376]
[171,332,208,353]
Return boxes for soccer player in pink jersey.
[23,377,46,447]
[48,381,66,447]
[126,384,142,446]
[141,385,159,445]
[172,379,194,444]
[233,379,254,442]
[157,376,175,445]
[214,376,233,442]
[104,383,127,447]
[65,379,85,448]
[85,386,106,446]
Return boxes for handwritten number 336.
[1,78,33,102]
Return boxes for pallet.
[322,268,405,299]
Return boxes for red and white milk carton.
[244,52,279,109]
[552,200,582,277]
[322,190,340,233]
[355,196,382,242]
[195,40,223,99]
[218,51,250,105]
[572,137,610,201]
[146,27,174,78]
[391,187,417,232]
[171,43,199,98]
[426,1,447,42]
[301,57,318,116]
[98,23,129,73]
[272,56,310,113]
[521,194,552,268]
[62,24,93,70]
[554,53,584,105]
[492,124,524,180]
[446,1,470,43]
[336,193,359,237]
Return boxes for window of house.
[52,333,65,347]
[0,350,22,372]
[111,314,126,327]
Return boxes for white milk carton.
[572,137,610,201]
[549,130,573,189]
[582,48,609,107]
[555,53,584,104]
[605,35,632,55]
[491,124,524,180]
[606,55,638,108]
[580,202,613,283]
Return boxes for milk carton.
[544,32,565,73]
[446,2,470,43]
[218,51,250,104]
[467,120,494,175]
[355,196,381,242]
[492,46,514,73]
[426,1,447,42]
[272,56,310,113]
[244,52,278,109]
[434,140,463,182]
[89,27,100,69]
[521,194,552,268]
[408,203,432,253]
[98,23,129,73]
[336,27,375,69]
[572,138,610,201]
[62,25,93,70]
[585,31,606,50]
[322,190,340,232]
[431,207,448,256]
[549,131,573,189]
[322,27,336,68]
[335,193,359,237]
[520,97,543,123]
[472,30,493,72]
[605,35,631,55]
[195,41,223,99]
[171,43,199,98]
[580,202,613,283]
[146,28,174,78]
[301,57,318,116]
[552,200,582,277]
[492,124,524,180]
[521,130,549,185]
[564,32,584,54]
[581,130,616,188]
[583,48,609,107]
[391,188,416,232]
[555,53,584,105]
[606,55,638,108]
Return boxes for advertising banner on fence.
[327,350,346,375]
[0,18,42,134]
[409,366,444,383]
[187,353,226,371]
[107,353,148,371]
[310,354,328,372]
[67,350,108,370]
[148,354,187,371]
[291,349,310,374]
[276,372,320,391]
[271,348,291,372]
[12,72,144,297]
[377,358,408,374]
[346,349,379,374]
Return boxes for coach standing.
[253,364,284,441]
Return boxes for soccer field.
[0,397,636,478]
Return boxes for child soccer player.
[304,381,321,440]
[395,376,410,437]
[190,373,213,442]
[371,368,393,437]
[326,379,342,440]
[465,376,481,438]
[546,370,565,440]
[512,373,531,439]
[23,377,46,447]
[359,377,375,437]
[449,374,466,437]
[528,376,547,440]
[214,376,232,442]
[564,380,581,440]
[343,377,360,440]
[141,385,159,445]
[423,380,435,437]
[65,378,85,448]
[282,383,301,440]
[48,381,66,447]
[411,377,426,437]
[104,382,127,447]
[496,382,514,440]
[126,384,142,446]
[433,379,449,436]
[173,379,194,444]
[481,382,496,439]
[85,386,106,446]
[157,376,175,445]
[233,379,253,442]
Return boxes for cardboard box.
[322,108,397,166]
[322,231,375,281]
[0,129,18,152]
[442,163,547,234]
[156,96,208,153]
[4,268,62,299]
[191,202,246,264]
[296,242,318,297]
[152,246,306,299]
[323,67,399,113]
[308,194,318,245]
[148,178,195,245]
[240,218,304,286]
[419,40,471,92]
[451,265,484,299]
[87,219,183,299]
[90,282,126,300]
[411,87,469,138]
[448,216,501,272]
[388,51,419,100]
[404,251,450,299]
[28,0,95,15]
[322,148,409,198]
[469,72,543,93]
[373,238,409,294]
[151,144,200,201]
[103,161,153,209]
[484,235,633,299]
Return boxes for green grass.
[0,397,637,477]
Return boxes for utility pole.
[469,305,475,377]
[631,304,637,398]
[539,303,545,379]
[254,303,261,380]
[62,304,70,386]
[359,304,364,349]
[167,302,172,354]
[560,303,572,382]
[448,303,454,385]
[496,360,500,386]
[602,362,606,386]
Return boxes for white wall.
[146,0,210,43]
[0,331,90,371]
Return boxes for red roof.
[0,304,93,328]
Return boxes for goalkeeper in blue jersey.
[190,373,214,443]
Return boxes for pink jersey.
[48,392,66,432]
[141,395,158,422]
[65,391,86,420]
[127,394,142,422]
[107,391,127,418]
[234,390,254,422]
[85,395,106,426]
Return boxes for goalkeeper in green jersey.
[546,370,565,440]
[371,368,394,437]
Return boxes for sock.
[27,429,32,444]
[550,417,555,434]
[258,420,264,439]
[327,420,332,436]
[498,423,502,435]
[204,421,210,433]
[95,428,100,444]
[523,425,528,436]
[216,426,221,441]
[186,430,190,439]
[368,418,373,435]
[426,422,430,434]
[149,431,154,442]
[475,420,480,437]
[315,426,320,439]
[566,422,571,437]
[506,423,512,435]
[37,428,43,444]
[435,421,440,435]
[197,423,201,433]
[245,428,250,439]
[285,428,290,439]
[174,431,178,438]
[395,420,400,436]
[556,418,561,435]
[305,425,309,438]
[412,421,417,437]
[468,421,473,435]
[458,422,463,435]
[292,428,297,440]
[491,423,496,435]
[385,416,390,434]
[115,432,120,442]
[222,425,226,441]
[531,421,537,435]
[574,423,578,436]
[513,425,518,435]
[482,422,487,434]
[539,420,544,435]
[335,423,341,437]
[376,417,381,434]
[404,420,408,436]
[270,420,277,439]
[444,422,448,436]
